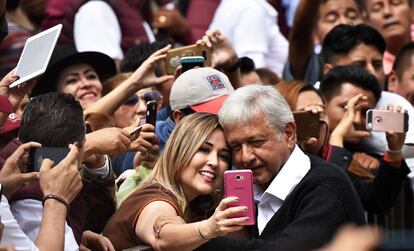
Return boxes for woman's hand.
[127,45,174,89]
[197,30,238,70]
[0,69,35,110]
[81,230,115,251]
[299,105,325,154]
[200,197,248,239]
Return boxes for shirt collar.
[254,146,311,203]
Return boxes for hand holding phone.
[165,44,211,74]
[293,111,321,141]
[145,100,157,127]
[366,109,409,133]
[224,170,255,225]
[28,147,71,172]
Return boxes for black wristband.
[42,194,70,210]
[225,59,241,73]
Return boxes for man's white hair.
[218,85,293,133]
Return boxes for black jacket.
[197,155,365,251]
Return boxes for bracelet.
[197,222,209,240]
[42,194,70,210]
[383,151,403,163]
[386,148,402,154]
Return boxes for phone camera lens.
[236,175,244,180]
[374,116,382,124]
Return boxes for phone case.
[293,111,321,140]
[366,109,409,133]
[28,147,70,172]
[145,100,157,127]
[180,56,205,73]
[224,170,256,225]
[165,44,212,74]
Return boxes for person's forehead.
[59,63,96,76]
[320,0,360,11]
[332,83,375,101]
[366,0,409,5]
[334,44,382,64]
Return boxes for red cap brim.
[191,95,229,115]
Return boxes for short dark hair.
[19,92,85,147]
[321,24,385,64]
[239,57,256,74]
[120,39,173,73]
[393,42,414,79]
[320,65,382,103]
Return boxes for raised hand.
[330,94,370,147]
[197,30,238,70]
[0,142,41,198]
[128,45,174,89]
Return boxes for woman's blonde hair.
[138,113,225,214]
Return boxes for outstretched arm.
[288,0,319,80]
[84,45,174,117]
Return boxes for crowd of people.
[0,0,413,250]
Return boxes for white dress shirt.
[0,196,39,251]
[8,156,111,251]
[254,146,311,234]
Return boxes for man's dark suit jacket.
[197,155,366,251]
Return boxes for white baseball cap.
[170,67,234,115]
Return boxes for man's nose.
[241,145,255,166]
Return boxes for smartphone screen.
[366,109,409,133]
[180,56,205,72]
[145,100,157,127]
[27,147,70,172]
[293,111,321,141]
[224,170,255,225]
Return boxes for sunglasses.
[124,94,139,106]
[124,91,162,106]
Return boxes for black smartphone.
[145,100,157,127]
[293,111,321,141]
[27,147,70,172]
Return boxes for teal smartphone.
[180,56,205,72]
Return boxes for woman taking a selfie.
[103,113,249,250]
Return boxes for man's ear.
[323,63,333,76]
[172,110,185,123]
[387,70,399,93]
[284,121,297,151]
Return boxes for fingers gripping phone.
[145,100,157,127]
[224,170,256,225]
[366,109,409,133]
[293,111,321,141]
[165,44,212,74]
[27,147,70,172]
